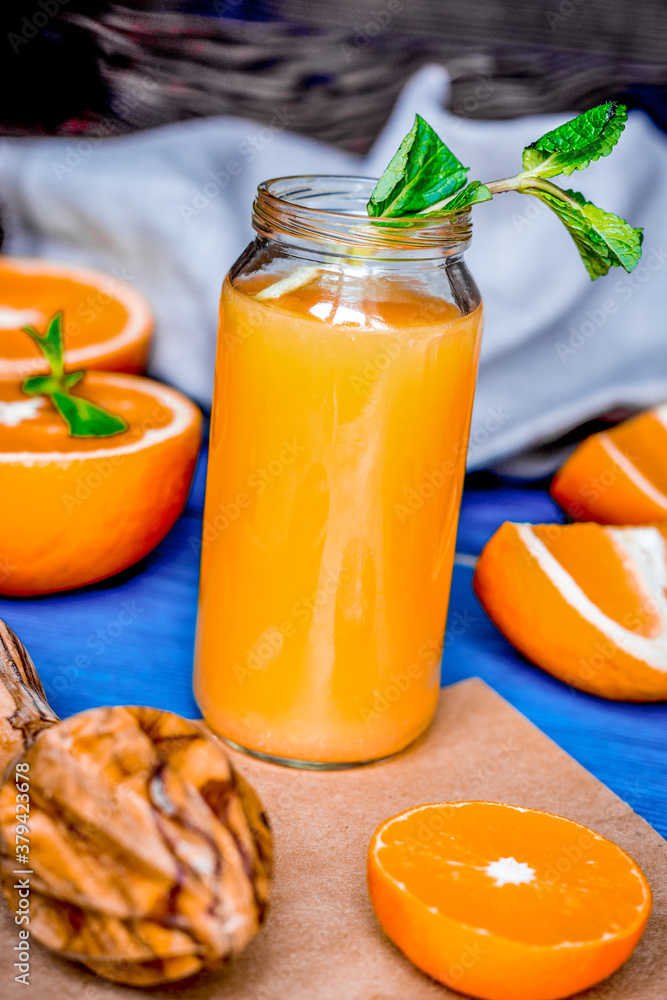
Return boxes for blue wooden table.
[1,446,665,838]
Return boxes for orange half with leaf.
[551,405,667,523]
[0,374,201,596]
[0,257,153,381]
[368,801,652,1000]
[473,520,667,700]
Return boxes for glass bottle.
[195,176,483,768]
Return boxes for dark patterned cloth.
[3,0,667,146]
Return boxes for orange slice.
[0,256,153,381]
[473,520,667,700]
[368,801,652,1000]
[0,374,201,596]
[551,405,667,523]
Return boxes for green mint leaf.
[65,370,85,389]
[367,115,468,217]
[22,371,84,397]
[432,181,492,213]
[22,375,57,396]
[51,391,128,438]
[529,186,643,279]
[21,311,128,437]
[44,311,64,368]
[522,102,627,178]
[22,312,65,377]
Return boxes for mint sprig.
[367,115,469,217]
[367,103,643,279]
[22,313,128,437]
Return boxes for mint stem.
[486,174,578,205]
[416,172,576,214]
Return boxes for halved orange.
[368,801,652,1000]
[0,257,153,381]
[0,374,201,595]
[473,520,667,700]
[551,405,667,523]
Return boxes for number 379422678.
[14,762,30,864]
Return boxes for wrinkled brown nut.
[0,620,272,987]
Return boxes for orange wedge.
[551,405,667,523]
[368,801,652,1000]
[0,257,153,381]
[0,374,201,596]
[473,520,667,700]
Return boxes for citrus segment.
[0,373,201,596]
[0,257,153,380]
[368,801,652,1000]
[551,405,667,523]
[473,521,667,700]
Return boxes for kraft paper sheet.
[0,678,664,999]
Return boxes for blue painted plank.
[457,479,566,554]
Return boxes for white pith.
[0,398,45,427]
[652,403,667,431]
[0,257,152,375]
[600,433,667,513]
[516,522,667,671]
[0,306,45,328]
[484,857,536,887]
[0,373,197,464]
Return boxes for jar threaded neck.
[253,176,472,260]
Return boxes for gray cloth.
[1,66,666,469]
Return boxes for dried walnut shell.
[0,622,272,987]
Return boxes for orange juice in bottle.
[195,177,483,766]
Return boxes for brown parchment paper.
[0,678,664,999]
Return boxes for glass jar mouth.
[253,175,472,257]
